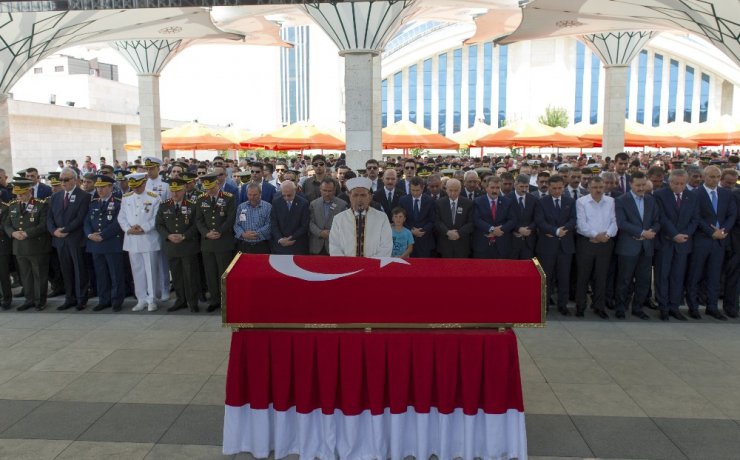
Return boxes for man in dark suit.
[373,168,405,222]
[686,165,737,320]
[509,175,538,260]
[614,152,631,195]
[535,175,576,315]
[247,162,276,203]
[215,165,238,196]
[654,169,698,321]
[396,159,419,195]
[425,174,447,201]
[24,168,52,199]
[614,172,661,320]
[399,177,436,257]
[84,175,126,312]
[270,180,310,255]
[47,168,91,310]
[472,175,517,259]
[434,178,473,258]
[462,171,483,201]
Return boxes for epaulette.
[123,191,134,197]
[113,197,121,202]
[188,198,197,205]
[36,198,47,203]
[147,191,158,198]
[8,199,17,205]
[221,192,233,198]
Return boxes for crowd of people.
[0,149,738,321]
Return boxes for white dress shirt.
[576,194,618,238]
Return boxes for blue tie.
[710,190,718,227]
[636,196,644,221]
[413,199,420,220]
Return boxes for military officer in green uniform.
[156,178,201,312]
[183,172,203,202]
[195,173,236,312]
[4,179,51,311]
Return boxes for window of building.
[468,44,478,127]
[453,48,462,132]
[54,66,64,72]
[498,45,508,128]
[409,64,417,124]
[700,73,710,122]
[652,53,663,127]
[483,43,493,125]
[684,66,694,122]
[280,26,310,125]
[589,53,600,124]
[574,42,585,124]
[667,59,679,123]
[438,53,447,134]
[33,68,42,74]
[393,71,402,123]
[636,50,648,124]
[381,79,388,128]
[423,59,432,129]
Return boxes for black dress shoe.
[688,310,702,320]
[76,303,86,311]
[706,310,728,321]
[644,299,658,310]
[35,303,46,311]
[48,289,65,298]
[724,310,739,319]
[633,311,650,320]
[93,304,111,312]
[595,310,609,319]
[558,307,570,316]
[1,300,11,311]
[575,310,585,317]
[207,304,220,313]
[57,301,76,311]
[112,305,122,312]
[669,310,688,321]
[167,303,186,312]
[190,305,200,313]
[17,302,34,311]
[615,311,626,319]
[659,311,669,321]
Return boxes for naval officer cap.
[143,157,163,168]
[346,177,372,192]
[126,172,147,188]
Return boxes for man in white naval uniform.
[143,157,171,301]
[330,177,392,257]
[118,173,162,311]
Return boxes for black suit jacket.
[373,187,405,222]
[509,192,538,250]
[434,196,474,258]
[654,187,699,254]
[615,192,661,257]
[693,186,737,250]
[472,194,517,256]
[270,195,310,255]
[462,189,482,201]
[34,183,52,199]
[47,187,92,248]
[399,194,436,256]
[535,194,577,255]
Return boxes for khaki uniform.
[3,198,51,307]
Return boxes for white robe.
[329,207,392,257]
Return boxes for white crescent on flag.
[268,255,410,282]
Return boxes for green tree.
[538,106,569,128]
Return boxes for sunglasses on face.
[405,166,416,170]
[251,170,262,174]
[312,162,325,167]
[60,178,73,183]
[366,166,378,170]
[276,168,286,172]
[197,171,206,175]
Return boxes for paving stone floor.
[1,296,740,459]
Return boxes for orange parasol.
[476,121,591,148]
[382,120,459,150]
[577,120,698,148]
[450,121,498,147]
[685,115,740,146]
[124,121,240,151]
[240,122,345,151]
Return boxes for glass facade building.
[279,26,309,126]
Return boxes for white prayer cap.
[346,177,372,192]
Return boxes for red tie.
[676,193,682,209]
[63,192,70,209]
[490,198,497,222]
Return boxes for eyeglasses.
[276,168,286,172]
[312,162,325,167]
[404,166,416,170]
[60,178,73,183]
[197,171,206,175]
[251,170,262,174]
[366,166,378,170]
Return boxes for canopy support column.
[0,94,10,172]
[304,0,412,170]
[138,74,163,160]
[581,31,655,157]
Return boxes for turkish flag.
[223,254,544,327]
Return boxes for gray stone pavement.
[1,297,740,459]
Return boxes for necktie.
[490,199,497,222]
[519,196,524,209]
[413,199,420,219]
[287,201,292,211]
[555,198,561,212]
[620,176,625,193]
[636,196,644,221]
[710,190,718,227]
[451,201,457,225]
[63,192,70,209]
[676,193,682,209]
[387,191,392,204]
[175,203,181,214]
